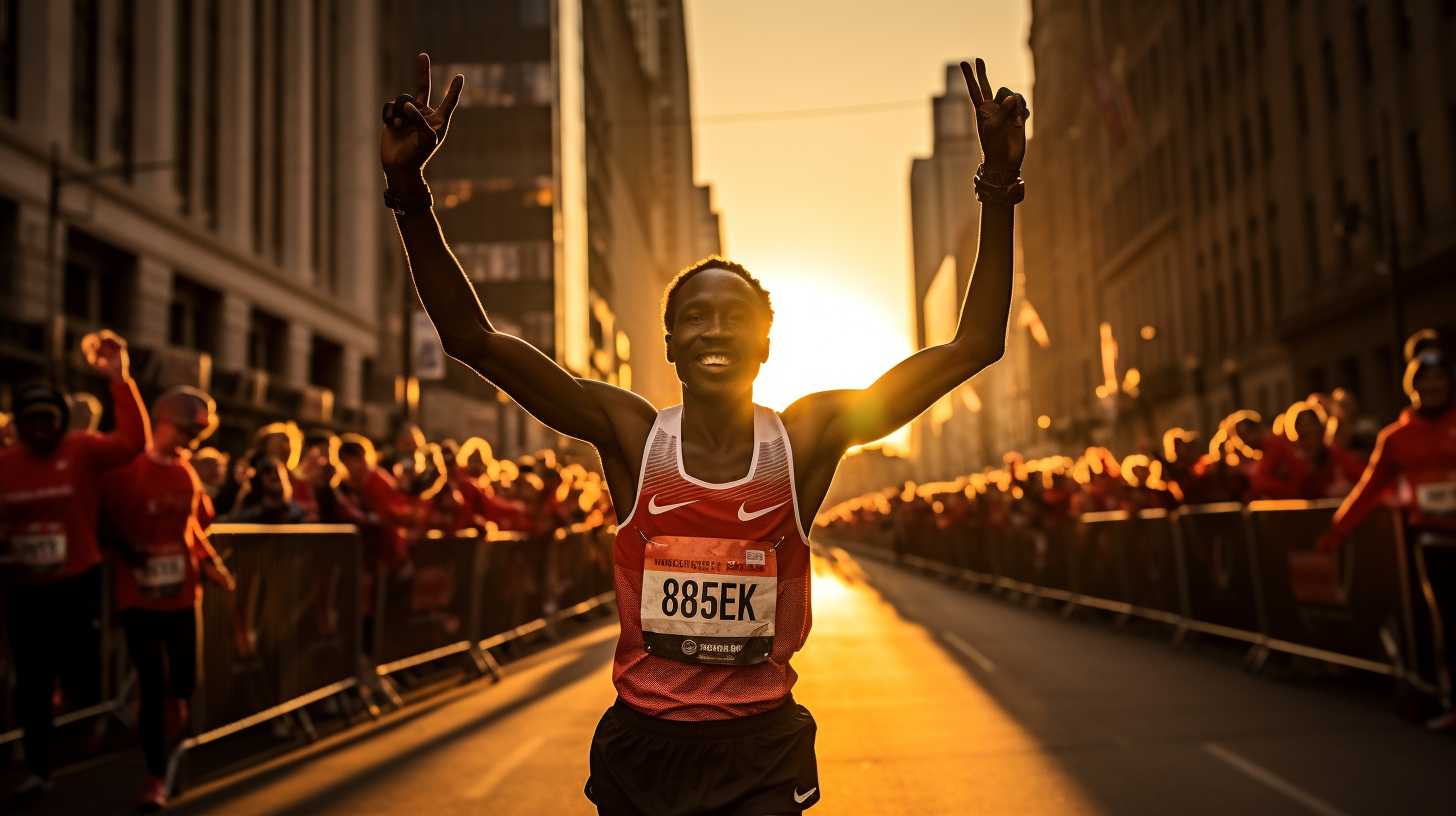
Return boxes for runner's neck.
[678,394,756,480]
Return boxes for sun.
[750,274,914,454]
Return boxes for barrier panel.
[1073,512,1132,611]
[1124,510,1186,622]
[373,529,490,674]
[0,566,127,748]
[1246,501,1409,676]
[1028,520,1077,599]
[193,525,362,736]
[1174,504,1264,642]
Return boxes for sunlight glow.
[751,274,915,453]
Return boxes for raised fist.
[81,329,129,381]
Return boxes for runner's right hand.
[81,329,130,381]
[380,52,464,178]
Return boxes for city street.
[163,542,1456,815]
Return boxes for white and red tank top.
[612,404,812,721]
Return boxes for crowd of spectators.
[819,330,1453,540]
[0,330,611,810]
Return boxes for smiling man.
[381,52,1025,815]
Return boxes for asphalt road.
[170,543,1456,815]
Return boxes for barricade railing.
[169,524,364,785]
[0,564,132,749]
[823,501,1428,691]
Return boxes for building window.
[518,0,548,28]
[1250,261,1265,331]
[1303,195,1320,286]
[203,0,220,229]
[1393,0,1411,52]
[1269,242,1283,318]
[168,274,221,354]
[71,0,99,162]
[63,229,136,334]
[440,62,553,108]
[309,335,343,393]
[1293,63,1309,131]
[1240,116,1254,176]
[247,307,288,375]
[1258,98,1272,161]
[1,0,18,119]
[1321,37,1338,114]
[175,0,194,212]
[1365,156,1384,249]
[1354,5,1373,80]
[114,0,136,179]
[1406,129,1427,229]
[1223,137,1235,191]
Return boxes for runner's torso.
[612,404,812,721]
[102,454,206,611]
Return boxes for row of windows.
[436,62,552,109]
[453,240,554,283]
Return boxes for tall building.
[385,0,721,451]
[1022,0,1456,454]
[904,64,1036,479]
[0,0,387,444]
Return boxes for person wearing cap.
[1320,333,1456,729]
[0,330,148,802]
[99,386,235,812]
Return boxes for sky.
[684,0,1034,410]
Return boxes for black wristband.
[384,181,433,216]
[973,171,1025,206]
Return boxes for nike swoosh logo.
[648,495,698,515]
[793,787,817,804]
[737,500,787,522]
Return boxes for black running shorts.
[585,696,821,816]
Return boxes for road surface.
[173,543,1456,815]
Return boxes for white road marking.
[1202,742,1350,816]
[943,630,997,673]
[463,734,548,800]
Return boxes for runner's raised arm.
[785,58,1027,455]
[380,53,651,448]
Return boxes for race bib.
[135,553,187,594]
[10,531,67,572]
[640,535,776,666]
[1416,482,1456,516]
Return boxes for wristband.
[973,171,1025,206]
[384,180,433,216]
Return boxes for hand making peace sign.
[959,57,1028,175]
[381,53,465,179]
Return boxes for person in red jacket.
[101,387,235,812]
[1320,339,1456,729]
[1250,401,1365,500]
[0,330,147,801]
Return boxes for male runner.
[100,387,235,811]
[1320,336,1456,729]
[0,331,147,803]
[381,52,1025,814]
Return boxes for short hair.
[338,433,377,466]
[661,256,774,334]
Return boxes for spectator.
[1251,401,1364,500]
[192,447,230,502]
[66,391,102,432]
[223,455,310,524]
[100,386,234,812]
[0,331,148,803]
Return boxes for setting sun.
[748,271,915,453]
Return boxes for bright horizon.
[684,0,1034,433]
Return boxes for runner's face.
[667,270,769,397]
[17,411,64,454]
[1413,367,1452,412]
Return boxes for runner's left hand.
[203,559,237,592]
[959,58,1028,175]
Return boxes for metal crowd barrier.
[0,565,133,750]
[826,501,1431,693]
[169,524,364,786]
